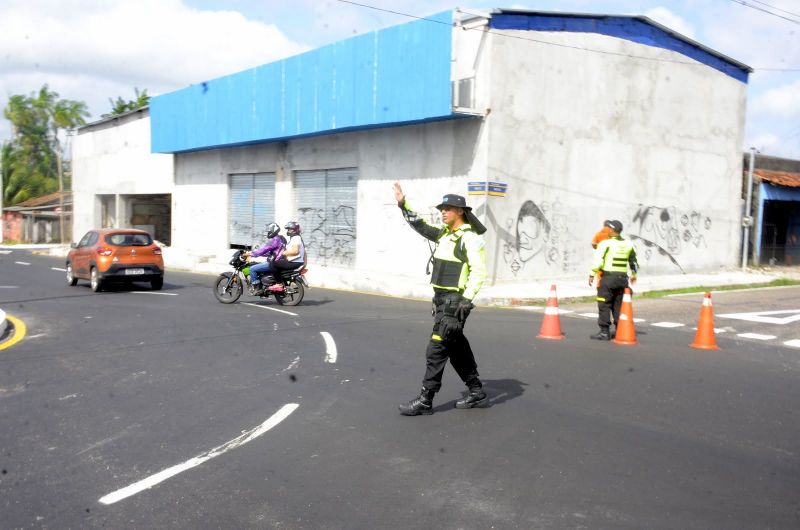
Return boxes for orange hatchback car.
[66,229,165,292]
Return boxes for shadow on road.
[434,378,528,411]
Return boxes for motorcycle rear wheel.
[275,280,304,306]
[214,273,243,304]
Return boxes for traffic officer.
[392,182,488,416]
[588,220,639,340]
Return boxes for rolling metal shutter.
[229,173,276,248]
[294,168,358,266]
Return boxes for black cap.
[435,193,487,235]
[608,220,623,233]
[435,194,471,211]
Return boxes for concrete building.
[72,107,173,246]
[73,9,751,298]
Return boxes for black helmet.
[265,222,280,239]
[285,221,301,235]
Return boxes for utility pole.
[741,147,757,269]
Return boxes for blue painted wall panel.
[490,13,750,83]
[151,11,455,153]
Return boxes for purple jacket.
[251,236,285,259]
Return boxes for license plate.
[125,268,145,275]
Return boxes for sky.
[1,0,798,158]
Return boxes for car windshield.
[105,233,153,246]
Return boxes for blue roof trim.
[762,181,800,201]
[490,13,749,83]
[159,113,479,154]
[151,11,456,154]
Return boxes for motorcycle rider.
[244,222,285,295]
[269,221,306,292]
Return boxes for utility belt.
[432,289,463,316]
[599,271,628,277]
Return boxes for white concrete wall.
[71,112,173,242]
[173,119,489,297]
[484,31,747,281]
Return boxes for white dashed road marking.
[98,403,299,505]
[737,332,777,341]
[0,250,12,254]
[128,291,178,296]
[15,261,30,266]
[51,267,66,272]
[651,322,685,328]
[321,331,337,363]
[0,286,19,289]
[578,313,598,318]
[784,340,800,348]
[243,302,298,316]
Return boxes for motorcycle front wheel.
[213,273,243,304]
[275,280,304,306]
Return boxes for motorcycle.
[213,250,307,306]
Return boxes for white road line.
[578,312,598,318]
[784,340,800,348]
[651,322,685,328]
[51,267,66,272]
[98,403,299,505]
[282,356,300,372]
[321,331,337,363]
[243,302,298,316]
[0,250,12,254]
[633,318,646,323]
[15,261,30,266]
[128,291,178,296]
[0,286,19,289]
[718,310,800,325]
[737,332,777,340]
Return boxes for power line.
[740,0,800,20]
[727,0,800,24]
[333,0,799,73]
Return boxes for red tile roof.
[754,169,800,188]
[14,191,71,208]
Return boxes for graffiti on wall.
[628,204,712,272]
[296,205,356,266]
[501,198,577,275]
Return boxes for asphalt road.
[1,250,799,529]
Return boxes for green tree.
[2,85,89,205]
[102,87,150,118]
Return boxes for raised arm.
[393,181,442,242]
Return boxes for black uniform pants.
[422,291,480,393]
[596,272,630,330]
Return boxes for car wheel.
[90,267,103,292]
[151,277,164,290]
[66,262,78,286]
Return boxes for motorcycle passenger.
[269,221,306,292]
[244,223,285,295]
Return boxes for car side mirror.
[70,243,77,249]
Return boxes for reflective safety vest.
[400,200,487,301]
[591,236,638,277]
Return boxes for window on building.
[294,168,358,266]
[229,173,276,249]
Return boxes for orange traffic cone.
[613,288,637,345]
[537,284,565,340]
[690,292,720,350]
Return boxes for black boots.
[399,388,434,416]
[455,386,488,409]
[590,328,611,340]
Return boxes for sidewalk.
[479,267,800,306]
